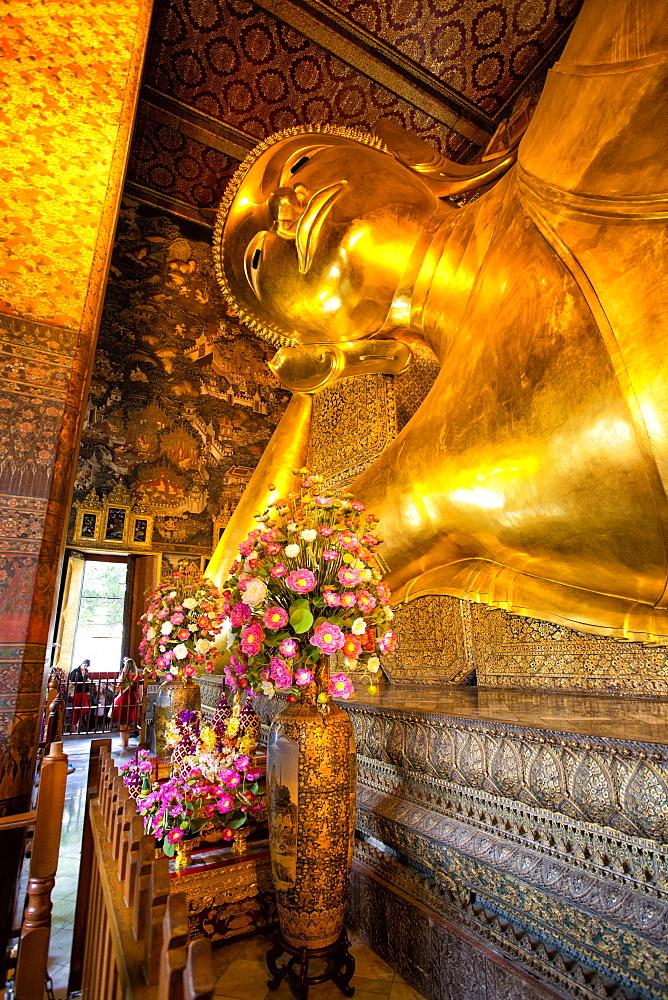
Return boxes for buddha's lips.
[295,180,347,275]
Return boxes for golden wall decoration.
[381,596,474,686]
[307,374,397,490]
[73,484,155,551]
[0,1,152,329]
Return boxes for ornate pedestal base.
[266,928,355,999]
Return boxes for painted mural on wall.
[72,197,291,553]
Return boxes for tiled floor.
[210,932,424,999]
[44,734,425,1000]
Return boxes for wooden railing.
[8,741,68,1000]
[70,740,214,1000]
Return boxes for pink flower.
[270,563,287,578]
[261,529,278,542]
[166,828,184,844]
[223,771,242,789]
[266,541,281,555]
[215,794,235,813]
[341,634,362,659]
[320,526,334,537]
[328,673,355,700]
[221,828,235,841]
[235,756,250,770]
[286,568,317,593]
[263,605,289,630]
[352,501,365,512]
[239,540,254,557]
[323,590,341,607]
[269,657,292,689]
[230,654,246,675]
[246,768,261,781]
[356,590,377,612]
[170,612,185,624]
[294,667,314,686]
[376,582,391,604]
[378,629,397,653]
[314,496,332,506]
[311,622,345,654]
[176,628,190,641]
[230,602,252,626]
[240,621,264,656]
[337,530,358,550]
[279,638,299,658]
[322,549,338,561]
[340,592,357,609]
[338,566,361,587]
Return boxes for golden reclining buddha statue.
[207,0,668,646]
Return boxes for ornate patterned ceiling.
[125,0,583,223]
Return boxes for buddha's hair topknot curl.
[213,124,388,349]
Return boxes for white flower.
[287,521,298,532]
[145,627,156,641]
[300,528,317,542]
[284,543,300,558]
[351,617,367,635]
[195,638,212,653]
[384,606,394,620]
[168,591,177,599]
[173,643,189,660]
[160,621,173,635]
[261,679,276,698]
[244,577,268,606]
[170,663,180,675]
[344,656,358,668]
[360,569,373,582]
[183,597,197,610]
[368,656,380,673]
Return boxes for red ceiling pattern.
[141,0,474,156]
[323,0,582,114]
[128,112,239,209]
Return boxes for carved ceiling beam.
[123,179,215,228]
[139,85,256,161]
[252,0,493,142]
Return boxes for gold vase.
[266,698,356,949]
[174,835,200,870]
[154,673,201,757]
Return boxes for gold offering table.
[168,830,275,944]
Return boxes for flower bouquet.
[119,748,154,800]
[223,469,397,702]
[136,758,265,859]
[138,563,230,678]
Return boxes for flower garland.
[138,563,230,678]
[224,470,397,700]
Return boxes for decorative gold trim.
[213,124,388,349]
[251,0,493,140]
[139,86,256,161]
[123,181,215,229]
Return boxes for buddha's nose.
[267,186,304,235]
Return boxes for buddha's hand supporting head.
[214,126,440,348]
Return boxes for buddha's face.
[218,133,440,344]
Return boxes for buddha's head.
[213,126,440,347]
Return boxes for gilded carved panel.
[381,595,474,685]
[471,603,668,695]
[307,374,397,489]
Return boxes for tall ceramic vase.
[266,666,356,950]
[154,673,201,757]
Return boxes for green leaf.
[163,842,175,857]
[290,608,314,633]
[309,648,321,663]
[227,815,248,830]
[289,598,310,612]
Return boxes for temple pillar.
[0,0,153,972]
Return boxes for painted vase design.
[266,700,356,949]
